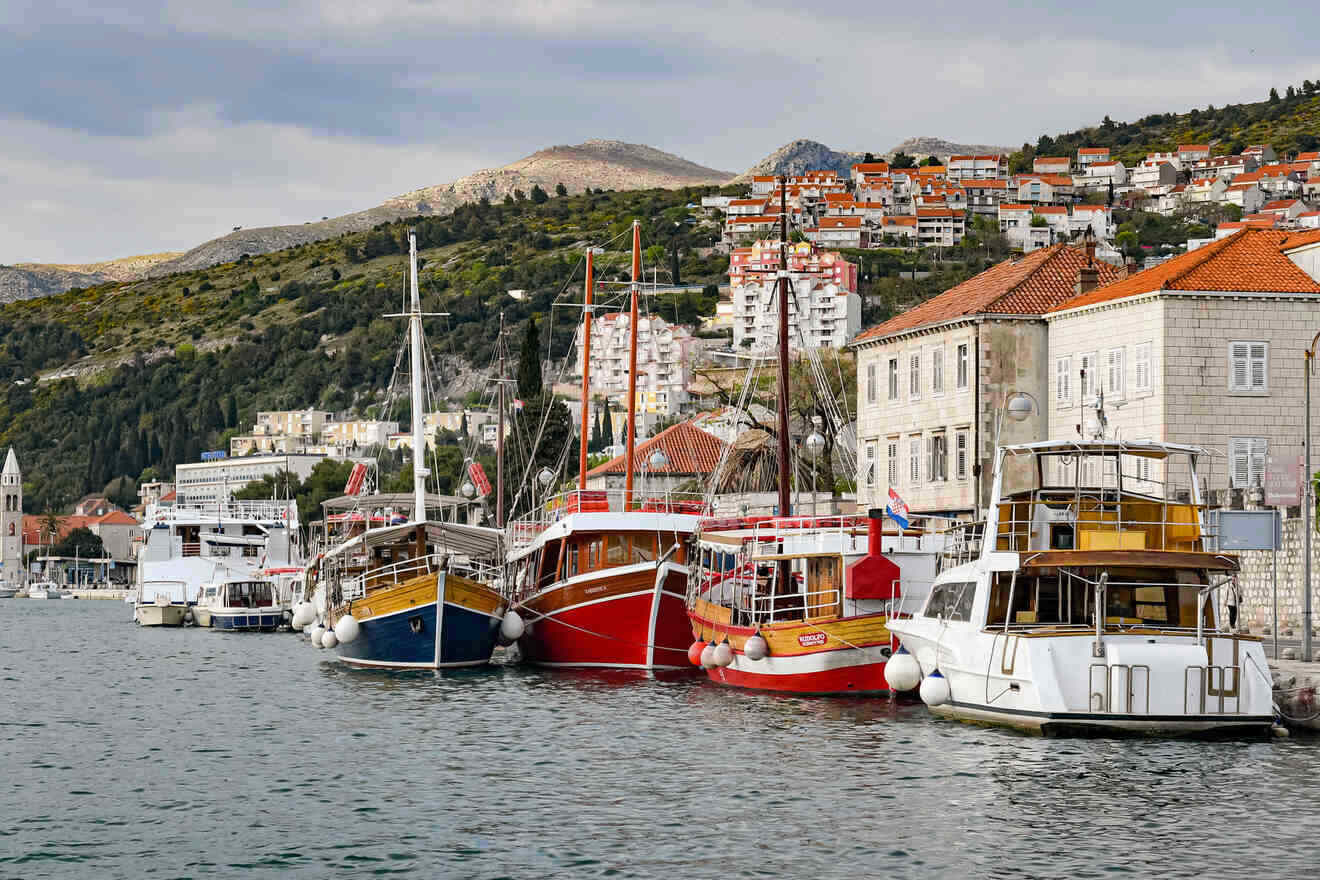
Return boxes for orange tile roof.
[1049,228,1320,312]
[965,179,1010,189]
[999,203,1033,211]
[1078,147,1109,155]
[92,511,139,526]
[586,419,728,478]
[1282,229,1320,249]
[854,245,1118,342]
[1259,164,1295,177]
[916,207,955,217]
[1262,199,1300,210]
[1034,157,1070,164]
[1073,204,1110,212]
[819,216,862,228]
[851,162,890,173]
[1177,144,1210,151]
[1297,152,1320,161]
[885,216,918,226]
[1033,206,1067,215]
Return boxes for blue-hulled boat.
[200,577,284,631]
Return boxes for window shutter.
[1230,343,1249,390]
[1250,343,1267,390]
[1250,438,1268,486]
[956,432,968,479]
[1230,438,1249,488]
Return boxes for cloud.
[1,1,1314,264]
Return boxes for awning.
[322,520,503,562]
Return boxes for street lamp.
[804,415,826,516]
[460,480,476,499]
[994,390,1039,452]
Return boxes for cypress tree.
[517,316,543,400]
[226,396,239,429]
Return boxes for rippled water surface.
[2,600,1316,878]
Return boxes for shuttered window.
[1106,347,1125,397]
[955,430,969,480]
[1134,342,1152,392]
[864,441,876,486]
[1229,437,1267,488]
[1229,342,1268,392]
[1079,352,1096,401]
[866,363,877,404]
[887,358,899,400]
[886,439,899,486]
[932,347,945,394]
[909,436,921,484]
[909,353,921,399]
[956,344,969,389]
[1056,356,1072,406]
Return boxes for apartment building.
[729,239,859,353]
[1044,228,1320,502]
[1033,156,1071,175]
[964,179,1011,216]
[947,155,1007,181]
[576,311,694,416]
[1077,160,1127,188]
[175,454,325,507]
[851,244,1119,515]
[915,207,965,246]
[1077,147,1111,169]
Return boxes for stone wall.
[1237,511,1320,634]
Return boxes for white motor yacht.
[887,440,1274,737]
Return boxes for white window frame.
[932,346,945,395]
[1056,356,1072,407]
[887,358,899,400]
[955,429,969,480]
[886,439,899,487]
[908,436,921,485]
[1229,437,1267,489]
[1105,347,1125,398]
[909,353,921,400]
[1133,342,1152,393]
[1079,351,1097,402]
[956,343,969,390]
[1228,341,1268,392]
[866,362,877,405]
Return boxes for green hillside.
[0,186,733,513]
[1008,80,1320,171]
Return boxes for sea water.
[2,600,1315,878]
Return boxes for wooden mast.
[578,250,594,490]
[496,312,505,529]
[624,220,640,510]
[775,180,792,518]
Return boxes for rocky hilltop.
[146,140,734,277]
[0,253,180,303]
[887,136,1013,160]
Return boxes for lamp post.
[1305,330,1320,661]
[648,449,670,504]
[804,415,826,517]
[994,391,1039,452]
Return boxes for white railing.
[336,553,500,603]
[149,499,296,524]
[508,488,710,551]
[745,515,869,559]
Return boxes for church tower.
[1,449,22,585]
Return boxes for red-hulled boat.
[505,222,707,670]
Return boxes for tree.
[890,151,916,169]
[226,396,239,429]
[1115,229,1140,260]
[555,182,568,197]
[530,185,549,204]
[513,189,526,202]
[1101,115,1116,131]
[50,527,104,560]
[1286,85,1297,101]
[921,155,942,167]
[517,316,543,399]
[1269,87,1281,104]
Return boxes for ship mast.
[624,220,641,510]
[407,229,428,524]
[775,180,792,518]
[578,250,594,490]
[496,312,506,529]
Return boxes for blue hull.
[336,600,501,669]
[214,611,284,631]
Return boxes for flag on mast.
[886,487,910,530]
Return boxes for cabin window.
[566,541,580,578]
[630,534,656,564]
[925,581,975,621]
[605,534,628,566]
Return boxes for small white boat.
[200,578,284,632]
[27,581,60,600]
[192,583,217,627]
[135,581,190,627]
[0,587,16,599]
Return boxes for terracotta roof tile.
[586,420,728,478]
[1078,147,1109,155]
[853,245,1118,342]
[1049,228,1320,312]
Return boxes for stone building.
[1,449,21,586]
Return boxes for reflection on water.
[1,600,1317,879]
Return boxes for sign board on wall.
[1264,453,1302,508]
[1215,510,1281,552]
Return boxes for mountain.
[1008,83,1320,171]
[736,137,1014,181]
[886,136,1013,160]
[734,139,867,181]
[142,140,734,278]
[0,253,180,303]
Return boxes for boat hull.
[930,700,1274,737]
[136,604,189,627]
[193,607,213,627]
[212,610,283,632]
[0,588,15,599]
[689,599,896,695]
[518,563,694,670]
[333,571,505,670]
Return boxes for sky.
[2,1,1313,264]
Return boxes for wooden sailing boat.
[321,228,510,669]
[506,223,707,670]
[685,179,938,694]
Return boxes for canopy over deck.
[1000,439,1208,460]
[321,520,502,562]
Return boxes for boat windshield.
[225,581,274,608]
[985,567,1213,631]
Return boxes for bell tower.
[1,449,22,585]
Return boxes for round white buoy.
[500,610,525,643]
[184,610,194,625]
[292,603,315,629]
[700,641,717,669]
[885,645,922,692]
[321,630,338,650]
[713,639,734,668]
[334,614,361,645]
[919,669,951,707]
[308,625,325,647]
[744,633,769,661]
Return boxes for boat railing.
[1184,665,1243,715]
[182,542,201,557]
[339,553,498,602]
[991,497,1213,554]
[744,515,868,559]
[938,521,984,572]
[149,499,296,524]
[507,488,711,551]
[746,587,841,622]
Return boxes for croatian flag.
[886,487,910,530]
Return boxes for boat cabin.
[321,520,503,605]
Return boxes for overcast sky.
[2,1,1312,264]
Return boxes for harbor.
[5,598,1320,878]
